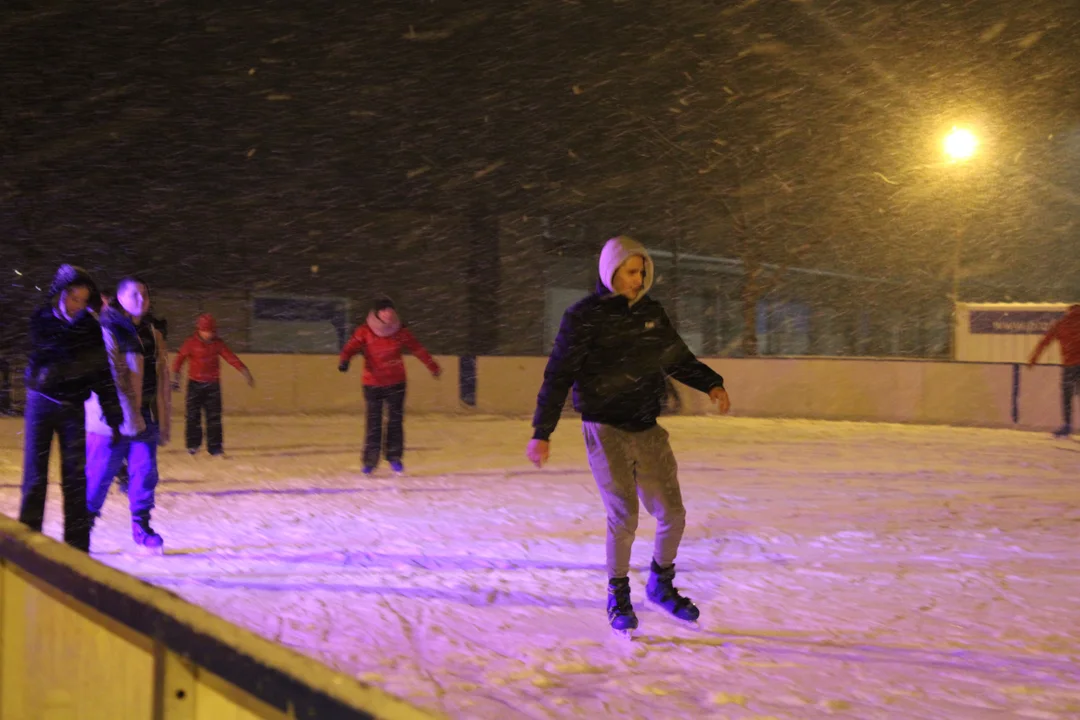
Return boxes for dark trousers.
[19,391,92,552]
[185,380,224,454]
[363,383,406,468]
[86,408,160,525]
[1062,366,1080,429]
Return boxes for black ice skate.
[132,520,164,554]
[646,560,700,625]
[607,577,639,639]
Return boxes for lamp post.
[942,126,979,359]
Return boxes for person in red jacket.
[171,314,254,456]
[1029,304,1080,437]
[339,298,440,474]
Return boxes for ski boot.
[646,559,700,625]
[132,520,165,555]
[607,577,639,639]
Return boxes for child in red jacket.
[339,298,440,474]
[172,314,254,456]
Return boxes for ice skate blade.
[645,599,701,630]
[611,627,637,640]
[135,544,165,557]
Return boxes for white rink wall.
[191,354,1070,432]
[673,358,1063,431]
[194,355,462,415]
[0,516,436,720]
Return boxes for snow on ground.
[2,413,1080,719]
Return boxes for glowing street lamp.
[940,125,982,359]
[943,127,978,162]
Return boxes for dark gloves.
[338,361,349,373]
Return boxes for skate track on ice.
[2,414,1079,719]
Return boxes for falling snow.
[4,3,1080,716]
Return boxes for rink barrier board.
[471,356,1067,431]
[0,516,439,720]
[188,354,464,416]
[668,358,1066,431]
[7,353,1071,430]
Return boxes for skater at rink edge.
[100,292,170,493]
[171,313,255,457]
[20,265,124,552]
[526,235,731,637]
[85,276,172,553]
[1028,303,1080,438]
[338,297,441,475]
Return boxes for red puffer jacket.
[1030,306,1080,366]
[339,310,440,387]
[172,314,248,382]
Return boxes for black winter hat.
[49,264,97,299]
[372,297,395,313]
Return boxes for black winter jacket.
[532,291,723,440]
[24,305,123,428]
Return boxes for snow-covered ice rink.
[2,413,1080,719]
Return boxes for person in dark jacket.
[172,313,254,456]
[20,265,123,552]
[1029,304,1080,437]
[85,277,172,553]
[102,292,131,494]
[98,295,168,490]
[339,298,441,475]
[526,236,731,636]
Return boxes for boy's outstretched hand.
[710,386,731,414]
[526,438,550,468]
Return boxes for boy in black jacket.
[527,236,731,635]
[21,265,123,552]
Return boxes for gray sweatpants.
[582,422,686,579]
